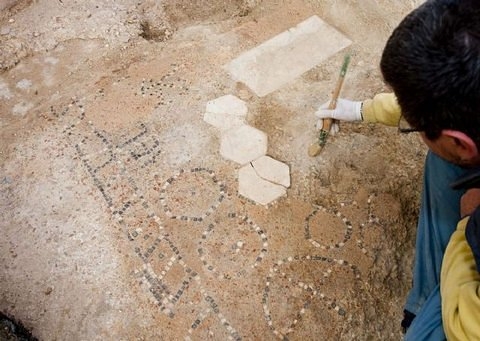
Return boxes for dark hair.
[380,0,480,145]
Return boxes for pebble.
[2,176,13,184]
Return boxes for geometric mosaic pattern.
[48,98,384,339]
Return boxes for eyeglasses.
[398,115,422,134]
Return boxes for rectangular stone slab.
[225,15,352,97]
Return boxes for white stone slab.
[225,15,351,97]
[204,95,248,131]
[204,111,246,131]
[220,125,267,165]
[251,156,290,188]
[239,164,286,205]
[206,95,248,116]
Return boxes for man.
[316,0,480,339]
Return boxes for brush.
[308,54,351,157]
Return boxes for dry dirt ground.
[1,0,428,340]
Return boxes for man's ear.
[443,130,479,159]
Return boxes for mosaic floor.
[0,1,425,339]
[39,95,390,339]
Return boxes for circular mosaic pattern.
[304,205,353,250]
[262,255,361,339]
[160,168,225,222]
[197,213,268,279]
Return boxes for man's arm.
[362,93,402,126]
[315,93,402,127]
[441,190,480,340]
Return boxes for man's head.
[381,0,480,166]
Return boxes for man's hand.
[315,98,363,133]
[315,98,363,121]
[461,188,480,218]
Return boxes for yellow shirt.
[362,92,401,126]
[441,217,480,340]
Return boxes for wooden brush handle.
[308,54,350,157]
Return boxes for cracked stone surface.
[205,95,289,205]
[238,163,287,205]
[251,155,290,188]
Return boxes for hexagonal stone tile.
[204,94,248,131]
[220,125,267,165]
[251,156,290,188]
[238,164,286,205]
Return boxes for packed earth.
[1,0,427,340]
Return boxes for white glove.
[315,98,363,132]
